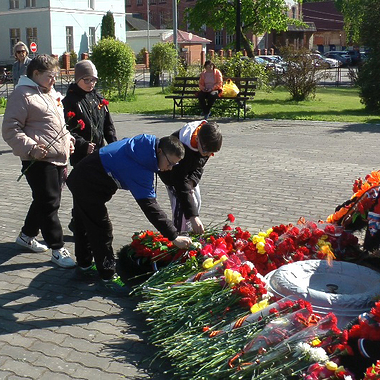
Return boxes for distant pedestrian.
[2,54,76,268]
[198,60,223,119]
[158,120,222,234]
[12,41,32,86]
[62,60,117,233]
[66,135,193,293]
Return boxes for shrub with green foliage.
[280,46,328,101]
[91,38,135,99]
[101,11,116,39]
[150,42,178,90]
[355,0,380,113]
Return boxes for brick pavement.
[1,114,380,379]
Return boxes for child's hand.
[190,216,204,235]
[173,236,192,249]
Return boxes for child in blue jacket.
[66,134,192,293]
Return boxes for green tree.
[337,0,380,112]
[149,42,178,91]
[91,38,135,99]
[185,0,302,57]
[101,11,116,39]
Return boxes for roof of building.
[163,30,211,44]
[288,21,317,32]
[302,1,344,31]
[126,13,156,31]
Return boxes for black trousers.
[198,91,219,115]
[21,160,65,249]
[66,152,118,280]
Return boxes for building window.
[89,27,96,51]
[291,6,297,19]
[159,11,164,28]
[88,0,95,9]
[126,0,131,5]
[137,0,142,5]
[66,26,74,52]
[215,31,223,46]
[10,28,20,55]
[9,0,19,9]
[226,33,234,46]
[26,27,37,49]
[26,0,36,7]
[150,0,156,4]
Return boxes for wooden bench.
[165,76,257,120]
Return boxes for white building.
[0,0,126,65]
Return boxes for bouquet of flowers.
[364,361,380,380]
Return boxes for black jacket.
[158,129,209,219]
[62,83,117,166]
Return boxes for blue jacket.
[99,134,158,200]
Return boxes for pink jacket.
[199,69,223,92]
[2,76,72,166]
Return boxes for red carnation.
[77,119,86,130]
[67,111,76,118]
[102,99,109,106]
[227,213,235,223]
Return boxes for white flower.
[295,342,311,355]
[309,347,328,363]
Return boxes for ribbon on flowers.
[368,211,380,236]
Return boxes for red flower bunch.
[128,230,195,264]
[98,98,109,109]
[348,301,380,340]
[364,360,380,380]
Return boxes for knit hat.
[75,60,98,83]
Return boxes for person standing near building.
[12,41,32,86]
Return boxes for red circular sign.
[30,42,37,53]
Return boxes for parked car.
[254,56,284,74]
[345,50,361,65]
[258,55,287,73]
[323,51,352,66]
[310,54,341,69]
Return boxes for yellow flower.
[256,241,266,254]
[202,255,229,270]
[251,235,260,244]
[250,299,269,314]
[326,361,338,371]
[311,338,321,346]
[224,269,243,286]
[203,258,215,269]
[258,232,267,237]
[266,228,273,235]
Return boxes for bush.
[91,38,135,99]
[280,46,328,101]
[150,42,178,91]
[357,51,380,112]
[136,48,147,64]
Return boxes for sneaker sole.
[51,256,76,269]
[16,239,48,253]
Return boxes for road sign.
[30,42,37,53]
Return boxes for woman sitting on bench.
[198,60,223,119]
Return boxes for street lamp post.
[236,0,241,52]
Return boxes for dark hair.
[27,54,59,78]
[198,121,222,152]
[204,60,215,70]
[159,135,185,159]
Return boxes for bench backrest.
[171,76,257,98]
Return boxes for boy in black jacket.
[158,120,222,234]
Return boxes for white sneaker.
[51,247,76,268]
[16,232,48,253]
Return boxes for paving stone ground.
[1,113,380,379]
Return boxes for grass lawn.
[108,86,380,124]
